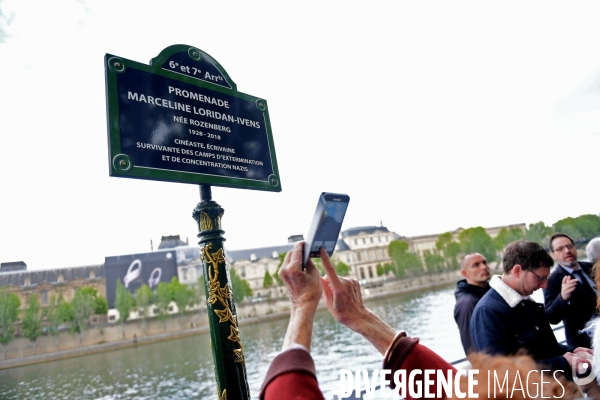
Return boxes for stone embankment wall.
[0,270,462,368]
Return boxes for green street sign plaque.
[104,45,281,191]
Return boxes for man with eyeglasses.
[544,233,597,348]
[470,240,591,378]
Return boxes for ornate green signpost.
[105,44,281,399]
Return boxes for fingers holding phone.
[320,247,367,330]
[278,242,322,311]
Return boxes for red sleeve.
[259,348,324,400]
[383,331,457,400]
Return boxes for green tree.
[458,227,497,262]
[22,294,42,355]
[0,289,20,360]
[494,227,524,249]
[46,293,70,350]
[554,214,600,240]
[134,284,153,336]
[524,221,551,245]
[376,263,385,277]
[115,280,135,339]
[263,271,274,288]
[229,267,253,302]
[435,232,461,269]
[77,287,108,316]
[170,277,194,326]
[423,250,445,273]
[388,240,423,278]
[155,282,174,332]
[273,252,286,285]
[335,260,350,277]
[70,288,94,346]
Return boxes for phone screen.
[310,200,348,254]
[303,193,350,268]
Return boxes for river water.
[0,284,469,399]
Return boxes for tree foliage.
[134,284,153,336]
[22,294,42,354]
[435,232,461,269]
[423,250,446,272]
[70,288,95,346]
[335,260,350,277]
[388,240,423,278]
[155,282,173,331]
[46,293,70,349]
[458,227,497,262]
[170,277,194,321]
[263,270,274,288]
[553,214,600,240]
[229,267,253,302]
[0,290,21,359]
[77,287,108,315]
[524,221,552,245]
[494,227,524,249]
[115,280,135,338]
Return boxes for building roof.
[336,239,351,251]
[227,244,294,263]
[0,264,104,288]
[158,235,188,249]
[341,226,391,238]
[0,261,27,273]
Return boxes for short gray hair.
[586,237,600,263]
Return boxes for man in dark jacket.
[454,253,491,355]
[471,240,592,378]
[544,233,597,348]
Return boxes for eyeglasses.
[529,270,549,282]
[552,244,575,253]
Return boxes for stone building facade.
[0,264,105,315]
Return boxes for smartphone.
[302,192,350,269]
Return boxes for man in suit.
[544,233,597,348]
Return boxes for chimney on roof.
[288,235,304,243]
[380,221,383,227]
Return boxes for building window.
[360,268,365,280]
[264,264,269,272]
[109,315,116,321]
[370,237,373,244]
[378,236,381,243]
[354,239,357,246]
[182,268,188,281]
[362,238,366,245]
[240,267,246,278]
[368,266,374,278]
[371,250,376,260]
[347,254,352,263]
[364,251,369,261]
[41,290,48,305]
[356,252,361,261]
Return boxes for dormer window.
[250,253,257,261]
[57,275,64,283]
[272,251,278,258]
[24,278,31,286]
[89,271,96,279]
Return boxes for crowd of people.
[258,233,600,399]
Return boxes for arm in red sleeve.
[383,331,457,400]
[259,348,324,400]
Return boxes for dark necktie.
[573,269,595,294]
